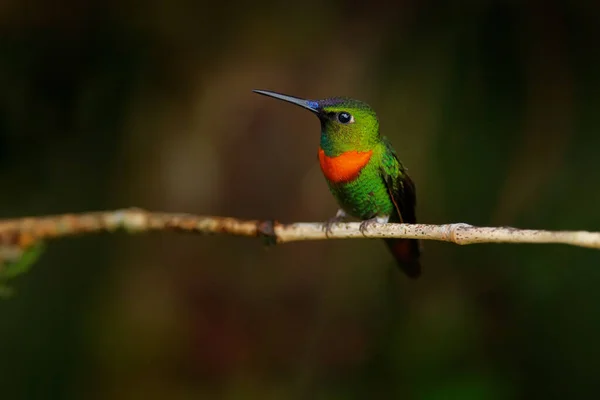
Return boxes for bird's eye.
[337,112,353,124]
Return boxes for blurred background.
[1,0,600,399]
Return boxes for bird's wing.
[380,137,421,278]
[379,137,417,224]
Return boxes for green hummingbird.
[254,89,422,278]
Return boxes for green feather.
[325,142,396,219]
[253,89,421,277]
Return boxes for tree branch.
[1,207,599,293]
[0,207,598,254]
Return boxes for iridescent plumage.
[254,90,421,278]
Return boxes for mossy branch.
[1,207,599,291]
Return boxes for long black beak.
[253,89,320,115]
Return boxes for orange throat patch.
[318,148,373,184]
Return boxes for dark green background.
[1,1,599,399]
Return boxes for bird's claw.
[322,210,347,237]
[359,216,389,236]
[323,216,342,237]
[359,218,377,235]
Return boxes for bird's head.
[253,89,380,156]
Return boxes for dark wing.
[380,137,421,278]
[379,137,417,224]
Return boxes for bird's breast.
[318,148,373,184]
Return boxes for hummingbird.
[253,89,421,278]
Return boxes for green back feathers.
[318,98,380,156]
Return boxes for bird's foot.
[359,215,390,236]
[323,209,347,237]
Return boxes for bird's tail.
[384,238,422,279]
